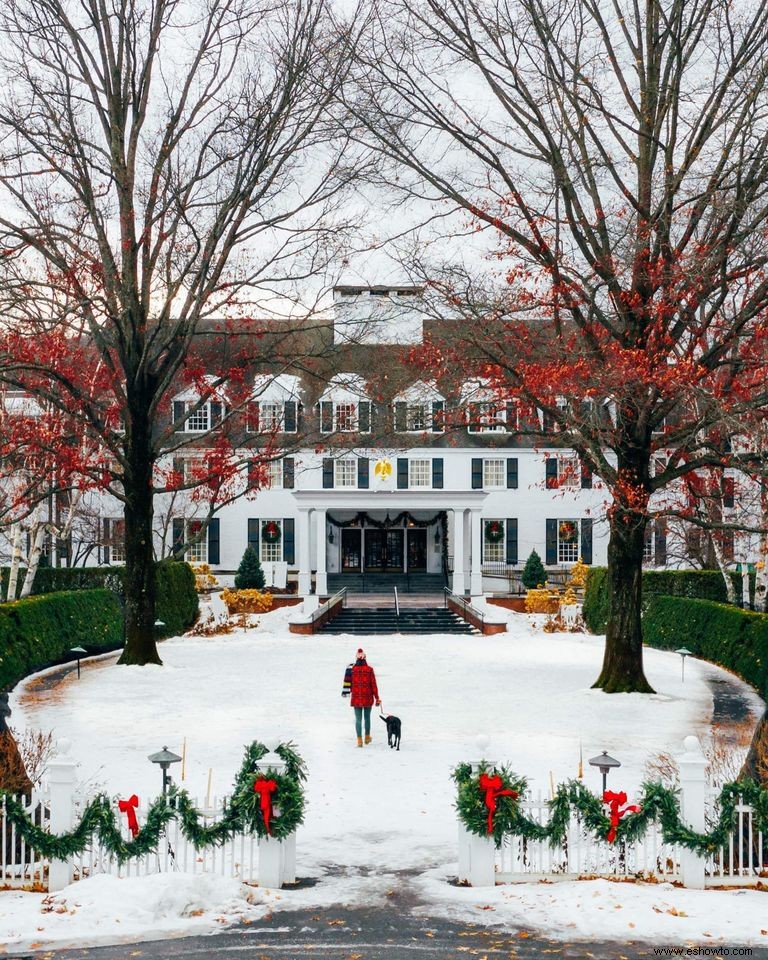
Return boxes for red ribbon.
[118,795,140,838]
[253,778,278,835]
[478,773,519,834]
[603,790,640,843]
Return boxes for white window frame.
[265,460,283,490]
[409,458,431,488]
[334,458,357,488]
[643,524,655,564]
[482,459,506,489]
[259,401,284,433]
[185,402,211,433]
[406,403,429,432]
[557,519,579,564]
[557,455,580,487]
[468,401,506,433]
[110,518,125,563]
[483,519,506,563]
[186,520,207,563]
[261,519,283,563]
[335,402,358,433]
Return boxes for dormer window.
[248,374,302,434]
[467,401,507,434]
[172,397,224,433]
[393,380,445,433]
[318,374,372,434]
[461,379,517,435]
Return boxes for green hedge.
[0,561,198,639]
[642,596,768,695]
[583,567,750,633]
[0,589,123,692]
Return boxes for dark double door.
[341,527,427,573]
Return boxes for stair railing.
[310,586,347,626]
[443,586,485,628]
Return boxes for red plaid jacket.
[348,662,379,708]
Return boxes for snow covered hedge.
[642,596,767,695]
[583,567,750,634]
[0,589,123,692]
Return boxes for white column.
[297,508,312,597]
[452,509,465,594]
[470,509,483,595]
[47,739,77,892]
[678,735,707,889]
[315,508,328,595]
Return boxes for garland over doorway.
[327,511,449,576]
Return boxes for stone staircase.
[317,606,477,635]
[326,572,446,594]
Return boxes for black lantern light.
[588,750,621,794]
[148,745,182,796]
[70,646,87,679]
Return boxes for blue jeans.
[354,707,371,737]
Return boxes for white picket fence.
[0,788,49,889]
[459,736,768,888]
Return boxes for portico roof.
[292,490,488,510]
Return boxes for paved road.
[10,903,768,960]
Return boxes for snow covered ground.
[3,604,765,951]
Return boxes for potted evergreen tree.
[521,549,547,590]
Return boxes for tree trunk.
[5,522,22,601]
[19,521,46,598]
[593,506,655,694]
[711,536,736,605]
[742,566,752,610]
[117,412,161,666]
[740,708,768,785]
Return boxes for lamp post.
[154,619,165,634]
[676,648,693,683]
[588,750,621,794]
[70,646,87,679]
[148,746,182,796]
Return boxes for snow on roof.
[318,372,369,402]
[252,373,302,401]
[392,379,443,404]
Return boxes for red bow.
[603,790,640,843]
[253,778,278,835]
[118,795,140,838]
[478,773,519,834]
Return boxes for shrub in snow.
[521,550,546,589]
[234,547,265,590]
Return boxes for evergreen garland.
[0,741,307,863]
[453,763,768,852]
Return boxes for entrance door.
[341,529,362,572]
[407,529,427,571]
[364,529,405,571]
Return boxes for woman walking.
[344,648,381,747]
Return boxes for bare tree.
[0,0,359,664]
[349,0,768,691]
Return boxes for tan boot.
[357,736,363,747]
[365,735,372,745]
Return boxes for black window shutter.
[723,477,735,508]
[432,457,444,489]
[505,401,517,432]
[432,400,444,432]
[471,457,483,489]
[320,401,333,433]
[283,457,295,489]
[284,401,297,433]
[358,457,370,489]
[467,402,480,433]
[580,519,593,565]
[103,518,111,564]
[247,401,259,432]
[394,402,407,432]
[581,459,593,489]
[358,401,371,433]
[507,458,518,489]
[506,518,518,565]
[654,521,667,566]
[173,401,185,430]
[545,457,558,489]
[283,518,295,565]
[322,458,334,489]
[172,518,184,557]
[545,519,558,565]
[208,518,220,564]
[247,518,260,554]
[210,401,222,426]
[397,458,408,489]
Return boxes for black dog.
[379,711,402,750]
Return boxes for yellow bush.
[524,588,561,614]
[192,563,219,593]
[221,588,273,614]
[561,587,578,606]
[568,558,589,590]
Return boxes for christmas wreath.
[558,520,577,541]
[262,520,281,543]
[484,520,505,543]
[0,741,307,863]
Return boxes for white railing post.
[457,822,471,882]
[457,735,496,888]
[47,739,77,892]
[282,831,296,884]
[256,746,286,889]
[678,735,707,889]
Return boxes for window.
[483,459,506,488]
[557,520,579,563]
[265,460,283,490]
[483,519,505,562]
[186,404,210,433]
[186,520,207,562]
[110,519,125,563]
[409,458,431,488]
[260,402,283,432]
[467,401,505,433]
[334,459,357,488]
[643,525,655,563]
[261,520,283,562]
[558,455,580,487]
[335,403,357,432]
[407,404,428,431]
